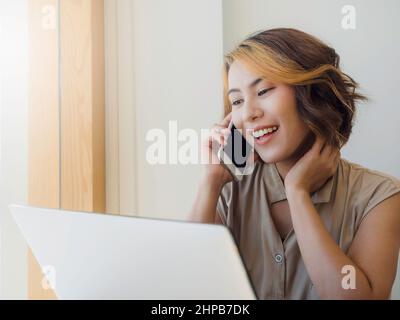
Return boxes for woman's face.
[227,60,311,164]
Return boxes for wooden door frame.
[28,0,105,299]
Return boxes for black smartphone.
[217,121,255,181]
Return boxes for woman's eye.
[232,99,243,106]
[258,87,275,96]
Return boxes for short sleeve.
[216,181,234,226]
[361,175,400,223]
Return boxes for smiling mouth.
[252,126,279,139]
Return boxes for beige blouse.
[216,158,400,299]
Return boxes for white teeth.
[252,126,278,138]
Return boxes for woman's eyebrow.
[228,78,263,95]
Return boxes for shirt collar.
[264,162,336,205]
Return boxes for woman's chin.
[258,152,285,164]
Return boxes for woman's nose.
[242,100,263,122]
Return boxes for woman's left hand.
[284,135,340,195]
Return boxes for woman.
[189,28,400,299]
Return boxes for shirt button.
[274,253,284,264]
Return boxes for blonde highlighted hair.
[223,28,367,148]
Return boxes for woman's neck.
[275,158,297,182]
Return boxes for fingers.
[313,134,338,158]
[311,134,325,154]
[202,115,233,165]
[322,143,340,175]
[333,148,341,165]
[321,141,340,159]
[209,112,232,147]
[212,125,230,135]
[312,135,340,173]
[321,142,333,158]
[210,125,230,147]
[221,112,232,128]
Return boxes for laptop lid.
[9,204,257,300]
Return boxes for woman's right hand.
[201,112,234,187]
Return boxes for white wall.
[130,0,224,220]
[0,0,29,299]
[222,0,400,299]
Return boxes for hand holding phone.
[201,113,236,186]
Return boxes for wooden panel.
[104,0,120,215]
[28,0,58,300]
[91,0,106,213]
[60,0,105,212]
[28,0,105,299]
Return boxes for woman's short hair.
[223,28,367,148]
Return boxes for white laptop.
[9,204,257,300]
